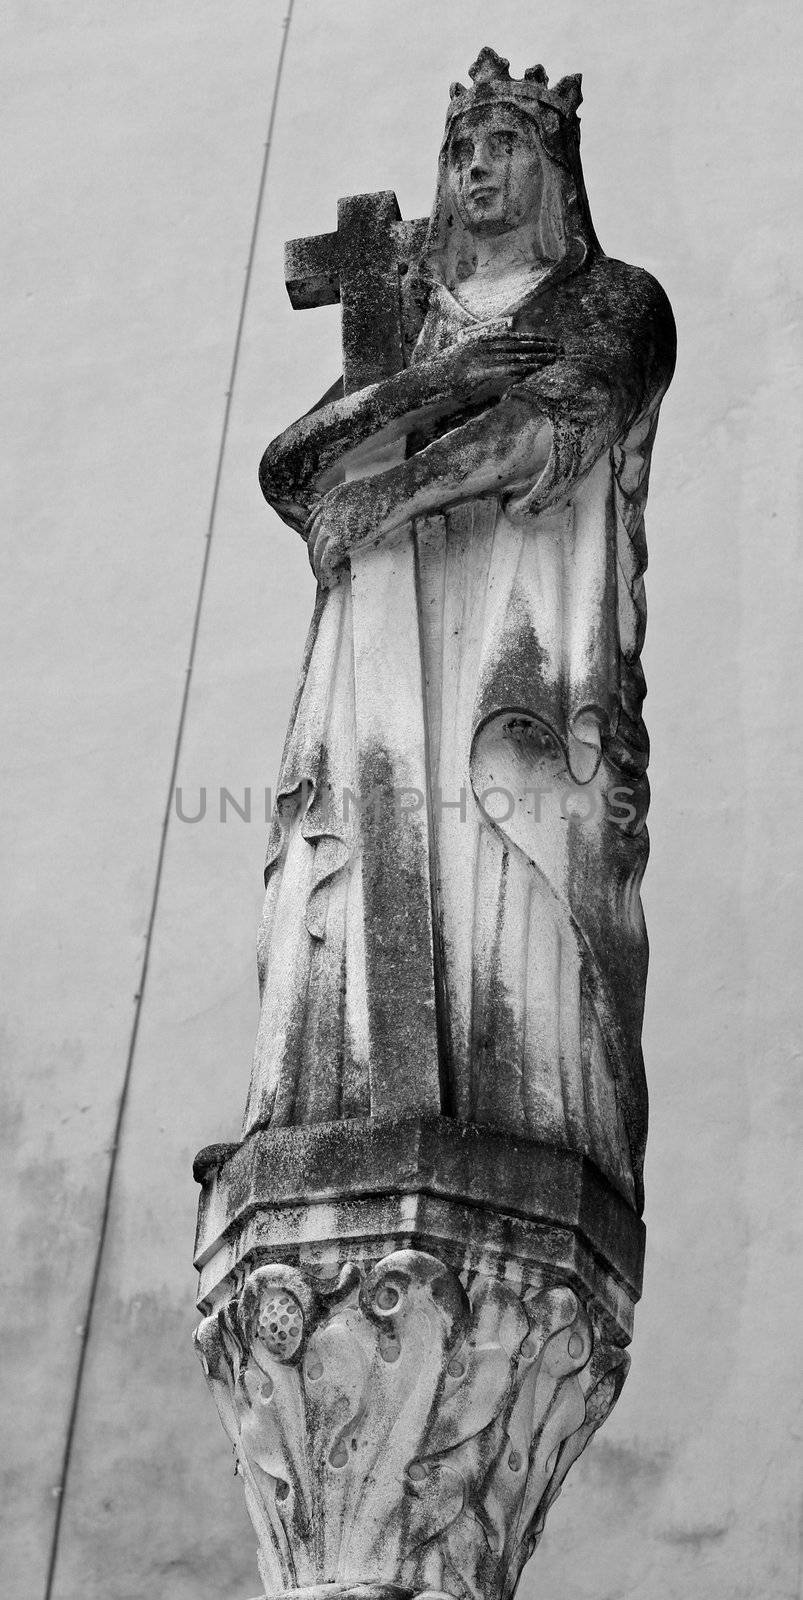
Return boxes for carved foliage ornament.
[195,1250,628,1600]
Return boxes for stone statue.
[245,47,674,1213]
[194,48,675,1600]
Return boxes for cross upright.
[284,191,427,393]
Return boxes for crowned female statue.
[244,47,675,1217]
[194,50,678,1600]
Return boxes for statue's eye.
[450,138,471,165]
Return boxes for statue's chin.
[463,211,514,237]
[455,200,529,241]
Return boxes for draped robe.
[244,249,675,1215]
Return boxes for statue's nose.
[469,141,492,180]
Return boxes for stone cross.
[284,191,441,1115]
[284,190,427,394]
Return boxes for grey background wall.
[3,2,801,1597]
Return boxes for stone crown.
[445,46,582,140]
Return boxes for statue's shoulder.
[532,251,668,323]
[578,256,675,366]
[523,254,675,390]
[595,254,674,330]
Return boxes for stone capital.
[196,1247,628,1600]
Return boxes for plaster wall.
[2,2,801,1598]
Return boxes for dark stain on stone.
[661,1521,731,1550]
[588,1438,672,1494]
[358,740,440,1111]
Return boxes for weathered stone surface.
[195,43,675,1600]
[196,1249,628,1600]
[194,1117,643,1337]
[246,48,675,1217]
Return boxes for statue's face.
[446,107,542,236]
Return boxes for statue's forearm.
[260,352,523,513]
[364,397,552,536]
[260,363,448,503]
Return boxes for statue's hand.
[305,481,372,589]
[444,331,563,398]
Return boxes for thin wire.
[43,5,296,1594]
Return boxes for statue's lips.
[467,185,499,202]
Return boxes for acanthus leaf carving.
[194,1250,628,1600]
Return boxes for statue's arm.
[357,262,677,532]
[306,264,676,585]
[259,333,563,532]
[507,261,676,515]
[306,393,552,583]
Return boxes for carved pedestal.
[194,1117,643,1600]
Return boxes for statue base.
[194,1117,643,1600]
[194,1114,643,1336]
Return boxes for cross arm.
[284,198,429,314]
[284,231,340,310]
